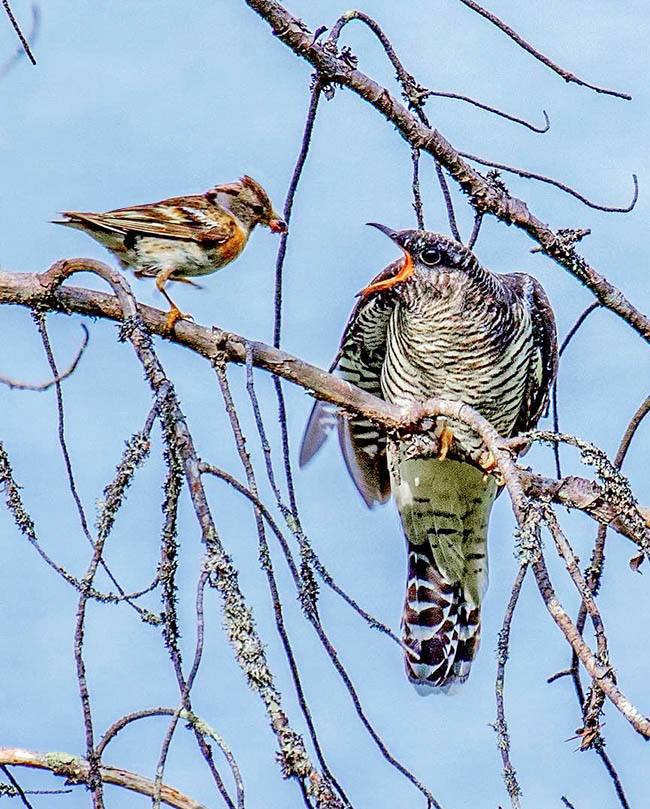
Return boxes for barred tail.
[402,541,481,692]
[391,456,496,694]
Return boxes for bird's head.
[361,224,478,295]
[207,175,287,234]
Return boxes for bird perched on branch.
[54,176,287,330]
[300,224,557,692]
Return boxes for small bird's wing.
[300,262,402,507]
[502,272,558,434]
[57,194,235,243]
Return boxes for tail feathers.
[402,543,481,693]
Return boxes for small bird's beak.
[269,216,288,234]
[366,222,401,242]
[360,222,414,296]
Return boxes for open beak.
[359,222,414,296]
[269,215,288,234]
[366,222,401,242]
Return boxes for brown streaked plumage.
[54,175,287,330]
[301,224,557,692]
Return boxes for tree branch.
[1,265,648,551]
[241,0,650,344]
[0,748,207,809]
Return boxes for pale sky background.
[1,2,649,808]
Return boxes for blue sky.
[1,2,649,807]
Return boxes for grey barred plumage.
[300,225,557,692]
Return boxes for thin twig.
[552,303,601,477]
[272,83,322,520]
[0,765,33,809]
[460,152,638,213]
[411,147,425,229]
[434,161,462,241]
[0,324,88,390]
[274,82,322,350]
[1,0,36,65]
[494,565,527,809]
[424,90,549,133]
[0,3,38,79]
[468,212,483,249]
[455,0,630,99]
[328,10,463,240]
[33,312,104,807]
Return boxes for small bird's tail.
[402,539,481,692]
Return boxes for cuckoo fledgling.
[54,176,286,331]
[300,225,557,692]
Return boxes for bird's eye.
[250,204,264,215]
[420,245,441,266]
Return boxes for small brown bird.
[54,175,287,329]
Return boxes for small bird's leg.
[156,269,193,332]
[438,424,454,461]
[172,277,203,289]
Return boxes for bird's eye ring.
[420,245,441,266]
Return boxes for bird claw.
[438,425,454,461]
[165,306,193,333]
[478,449,505,486]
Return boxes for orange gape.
[359,251,414,296]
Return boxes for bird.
[54,175,287,330]
[300,224,557,692]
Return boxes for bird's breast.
[381,296,532,450]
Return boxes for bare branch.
[31,259,344,809]
[467,212,483,249]
[274,82,322,349]
[2,267,649,547]
[411,147,425,229]
[0,747,209,809]
[552,302,601,477]
[459,152,639,213]
[425,90,549,133]
[0,324,87,390]
[1,1,36,66]
[494,565,527,808]
[241,0,650,343]
[455,0,630,99]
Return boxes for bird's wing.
[299,262,402,507]
[58,195,235,243]
[502,272,558,435]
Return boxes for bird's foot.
[165,306,193,333]
[478,449,505,486]
[437,425,454,461]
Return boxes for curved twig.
[0,324,87,390]
[425,90,549,133]
[460,152,639,213]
